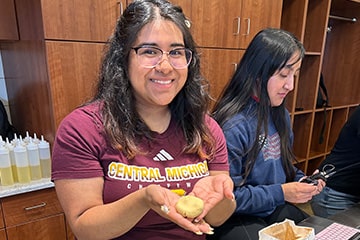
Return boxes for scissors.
[300,164,336,184]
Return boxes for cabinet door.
[6,214,67,240]
[191,0,242,48]
[45,41,105,129]
[0,230,6,240]
[0,0,19,40]
[41,0,121,41]
[199,48,245,108]
[191,0,282,49]
[169,0,192,18]
[240,0,283,48]
[0,204,4,229]
[1,188,63,227]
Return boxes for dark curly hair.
[92,0,214,159]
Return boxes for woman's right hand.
[144,185,214,235]
[281,182,318,203]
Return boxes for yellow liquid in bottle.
[40,158,51,178]
[16,166,31,183]
[0,166,14,186]
[30,165,42,180]
[11,164,18,182]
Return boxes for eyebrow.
[136,42,185,48]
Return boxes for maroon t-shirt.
[52,102,229,240]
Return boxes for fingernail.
[206,230,214,235]
[193,218,200,223]
[195,231,203,235]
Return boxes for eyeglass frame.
[131,45,193,69]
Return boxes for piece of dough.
[175,195,204,218]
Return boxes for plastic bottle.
[14,140,31,183]
[27,139,42,180]
[6,138,18,182]
[38,135,51,178]
[11,133,19,146]
[0,145,15,186]
[0,136,5,146]
[23,131,31,144]
[32,133,40,144]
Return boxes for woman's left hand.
[188,174,234,220]
[310,169,326,195]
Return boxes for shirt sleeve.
[51,105,105,180]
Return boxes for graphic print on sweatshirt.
[259,132,281,161]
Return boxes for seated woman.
[208,28,325,240]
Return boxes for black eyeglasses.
[132,46,192,69]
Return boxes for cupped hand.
[143,185,213,235]
[188,174,234,220]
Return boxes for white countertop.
[0,178,54,198]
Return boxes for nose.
[284,75,294,91]
[154,54,173,73]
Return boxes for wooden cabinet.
[0,0,19,40]
[0,231,6,240]
[1,40,104,143]
[40,0,120,42]
[191,0,282,49]
[46,41,104,129]
[0,205,5,240]
[199,48,244,105]
[281,0,360,174]
[323,0,360,107]
[190,0,282,108]
[169,0,192,17]
[0,231,5,240]
[0,204,4,229]
[0,0,121,144]
[0,188,69,240]
[281,0,331,172]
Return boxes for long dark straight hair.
[212,28,305,183]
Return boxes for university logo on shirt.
[153,149,174,161]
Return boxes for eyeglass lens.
[134,47,192,69]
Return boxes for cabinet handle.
[232,63,238,73]
[233,17,241,35]
[24,202,47,211]
[243,18,250,36]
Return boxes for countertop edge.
[0,178,54,198]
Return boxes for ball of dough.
[175,195,204,218]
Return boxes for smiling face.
[267,51,302,107]
[128,19,188,110]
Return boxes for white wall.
[0,52,11,122]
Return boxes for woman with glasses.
[51,0,235,239]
